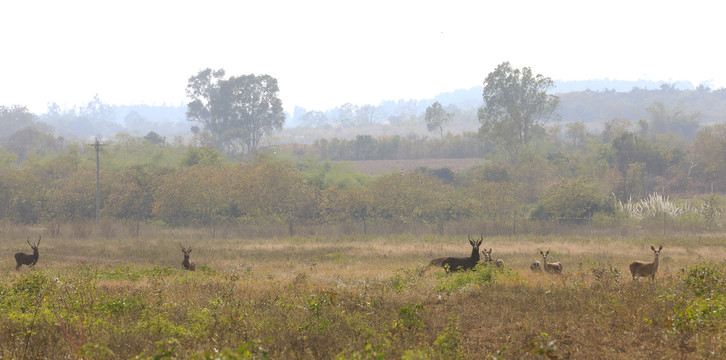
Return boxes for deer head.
[180,243,196,271]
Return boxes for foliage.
[692,123,726,185]
[679,264,725,297]
[181,146,225,167]
[672,264,726,332]
[425,101,451,140]
[366,171,448,223]
[228,158,314,225]
[186,69,285,154]
[434,264,499,295]
[478,62,560,163]
[0,105,38,137]
[531,177,612,222]
[153,166,228,226]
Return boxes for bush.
[531,177,612,222]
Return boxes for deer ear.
[539,250,543,255]
[658,245,662,251]
[651,245,655,251]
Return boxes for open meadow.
[1,225,725,359]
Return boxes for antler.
[36,235,41,247]
[26,237,31,247]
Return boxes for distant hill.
[37,79,720,141]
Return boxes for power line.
[88,138,106,224]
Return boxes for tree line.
[0,118,724,230]
[1,62,725,232]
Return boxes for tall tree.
[646,101,701,139]
[186,69,285,153]
[478,62,560,163]
[425,101,451,140]
[0,105,36,138]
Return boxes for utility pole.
[89,138,105,224]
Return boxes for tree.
[646,101,701,139]
[301,111,329,128]
[530,177,611,222]
[186,68,285,154]
[425,101,451,140]
[611,132,667,200]
[565,122,587,150]
[181,146,224,167]
[478,62,560,163]
[335,103,358,127]
[0,105,37,137]
[81,94,114,123]
[692,123,726,187]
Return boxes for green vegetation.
[1,233,724,359]
[2,64,726,358]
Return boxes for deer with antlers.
[180,244,196,271]
[15,236,41,270]
[429,235,483,272]
[629,245,662,280]
[539,250,563,274]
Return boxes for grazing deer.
[180,244,196,271]
[539,250,563,274]
[481,248,504,268]
[629,245,662,280]
[530,260,542,272]
[429,235,483,272]
[15,236,41,270]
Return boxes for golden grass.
[1,228,725,359]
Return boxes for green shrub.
[672,293,726,331]
[680,264,725,297]
[434,264,498,295]
[531,177,612,222]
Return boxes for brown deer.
[482,248,504,268]
[530,260,542,272]
[429,235,483,272]
[180,244,196,271]
[539,250,563,274]
[15,236,41,270]
[629,245,662,280]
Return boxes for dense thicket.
[0,119,724,229]
[1,85,726,229]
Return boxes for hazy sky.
[1,0,723,114]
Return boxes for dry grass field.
[339,158,481,175]
[1,225,725,359]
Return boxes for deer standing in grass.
[482,248,504,268]
[180,244,196,271]
[539,250,563,274]
[629,245,662,280]
[530,260,542,272]
[429,235,483,272]
[15,236,41,270]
